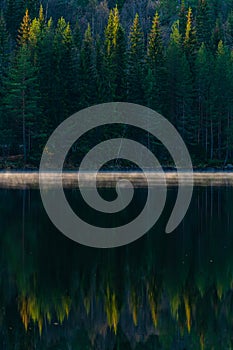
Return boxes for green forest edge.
[1,0,233,170]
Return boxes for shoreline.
[0,170,233,188]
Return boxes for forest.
[1,0,233,168]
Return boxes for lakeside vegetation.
[1,0,233,169]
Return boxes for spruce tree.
[165,20,194,141]
[195,43,213,155]
[79,23,97,108]
[196,0,212,48]
[5,0,25,36]
[4,45,41,163]
[17,9,31,46]
[0,13,11,146]
[211,18,224,52]
[184,7,197,68]
[0,13,10,94]
[104,6,126,101]
[210,41,231,160]
[179,0,187,41]
[147,12,163,66]
[95,37,110,104]
[52,17,74,125]
[226,10,233,49]
[145,11,165,113]
[36,18,56,142]
[127,13,145,104]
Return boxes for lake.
[1,176,233,349]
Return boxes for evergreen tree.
[226,10,233,48]
[28,5,46,64]
[127,14,145,104]
[184,7,197,67]
[79,23,97,108]
[210,41,231,160]
[0,0,233,166]
[95,37,110,104]
[5,0,24,36]
[0,13,11,146]
[147,12,163,66]
[104,6,126,101]
[52,17,74,125]
[4,45,41,163]
[0,13,10,92]
[179,0,187,41]
[17,9,31,46]
[34,17,55,139]
[145,11,165,112]
[73,19,81,51]
[165,20,194,141]
[211,18,224,52]
[195,43,213,155]
[196,0,212,48]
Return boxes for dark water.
[0,186,233,349]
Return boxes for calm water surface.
[0,185,233,349]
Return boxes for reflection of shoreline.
[0,171,233,188]
[1,186,232,349]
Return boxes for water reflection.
[0,186,233,349]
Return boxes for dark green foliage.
[3,45,41,163]
[127,14,145,104]
[1,0,233,166]
[104,6,126,101]
[145,12,166,112]
[79,23,97,108]
[0,13,10,94]
[165,21,194,139]
[179,0,187,40]
[194,43,213,156]
[196,0,213,48]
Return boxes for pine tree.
[29,4,45,42]
[95,37,110,104]
[73,19,81,50]
[147,11,163,66]
[211,18,223,52]
[52,17,74,125]
[210,41,231,160]
[104,6,126,101]
[17,9,31,46]
[79,23,97,108]
[179,0,187,41]
[0,13,11,146]
[165,20,194,141]
[5,0,24,36]
[170,20,182,45]
[4,45,41,163]
[114,24,126,101]
[34,17,55,138]
[0,13,10,91]
[225,50,233,162]
[127,13,145,104]
[196,0,212,48]
[145,11,165,112]
[226,10,233,49]
[28,5,46,65]
[195,43,213,155]
[184,7,197,66]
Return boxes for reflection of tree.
[1,187,233,348]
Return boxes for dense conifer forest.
[1,0,233,168]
